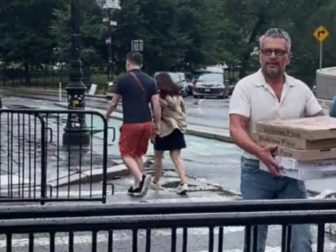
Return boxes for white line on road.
[1,227,335,251]
[0,227,244,248]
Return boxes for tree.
[0,0,61,84]
[285,0,336,85]
[51,0,106,76]
[113,0,213,74]
[2,0,336,87]
[221,0,336,85]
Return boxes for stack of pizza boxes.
[254,116,336,180]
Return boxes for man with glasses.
[229,28,323,252]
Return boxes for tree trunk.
[239,16,265,78]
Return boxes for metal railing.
[0,109,114,204]
[0,199,335,251]
[0,64,69,87]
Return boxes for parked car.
[228,82,236,95]
[154,72,192,97]
[170,72,193,97]
[193,72,229,99]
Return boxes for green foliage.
[0,0,61,65]
[89,73,109,93]
[51,0,105,67]
[113,0,210,74]
[90,73,108,85]
[1,0,336,87]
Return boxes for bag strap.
[129,72,145,91]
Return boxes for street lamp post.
[131,39,144,53]
[107,9,113,80]
[131,39,144,68]
[103,0,121,81]
[63,0,90,146]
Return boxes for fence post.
[59,82,62,102]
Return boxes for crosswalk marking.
[1,233,335,252]
[0,227,245,248]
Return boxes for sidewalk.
[0,87,233,142]
[2,87,336,198]
[47,94,336,200]
[1,90,237,204]
[51,101,236,195]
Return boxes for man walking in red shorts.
[105,52,161,197]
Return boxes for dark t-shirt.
[115,69,158,123]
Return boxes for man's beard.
[263,65,284,79]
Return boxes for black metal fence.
[0,109,114,204]
[0,199,335,251]
[0,64,69,87]
[0,64,108,90]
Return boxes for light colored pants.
[240,157,312,252]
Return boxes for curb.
[0,87,106,98]
[187,127,233,143]
[49,164,129,187]
[1,87,234,142]
[53,102,233,142]
[2,88,329,197]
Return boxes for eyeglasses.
[261,48,288,56]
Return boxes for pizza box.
[252,132,336,150]
[276,156,336,170]
[256,116,336,140]
[281,167,336,180]
[260,157,336,180]
[275,145,336,161]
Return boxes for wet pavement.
[1,96,239,200]
[1,92,336,251]
[2,94,336,197]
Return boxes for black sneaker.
[128,185,144,197]
[129,187,142,197]
[133,174,152,197]
[127,186,135,195]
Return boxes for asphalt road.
[185,98,230,129]
[2,94,336,195]
[1,93,336,251]
[2,95,242,194]
[0,88,229,129]
[1,223,336,252]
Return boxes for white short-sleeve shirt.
[229,69,322,159]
